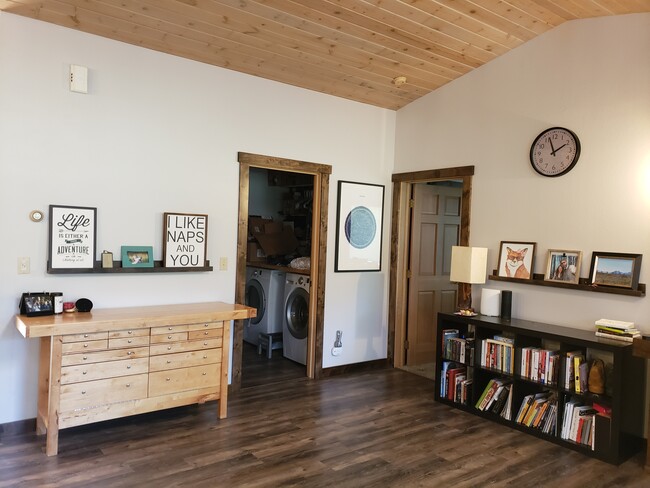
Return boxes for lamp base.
[457,284,472,312]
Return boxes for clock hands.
[548,137,568,157]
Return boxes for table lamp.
[450,246,488,311]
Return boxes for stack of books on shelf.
[595,319,641,343]
[440,361,472,405]
[480,335,514,373]
[560,397,610,449]
[520,347,560,385]
[443,332,475,365]
[475,378,512,418]
[515,391,557,434]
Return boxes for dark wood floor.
[241,341,306,389]
[1,369,649,487]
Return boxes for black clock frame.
[529,127,581,177]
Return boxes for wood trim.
[234,152,331,389]
[320,359,390,378]
[388,166,474,368]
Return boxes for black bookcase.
[435,312,646,465]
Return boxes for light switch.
[219,257,228,271]
[18,257,30,274]
[70,64,88,94]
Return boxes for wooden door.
[405,183,461,366]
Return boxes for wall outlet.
[18,257,30,274]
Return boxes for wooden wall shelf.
[47,260,213,274]
[488,271,645,297]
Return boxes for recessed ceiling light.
[392,76,407,87]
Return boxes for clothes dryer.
[282,272,310,365]
[244,267,286,346]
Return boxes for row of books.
[443,333,475,365]
[515,392,557,435]
[479,336,515,374]
[560,397,610,449]
[440,361,472,405]
[520,347,560,385]
[595,318,641,343]
[564,351,591,393]
[475,378,513,419]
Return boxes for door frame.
[232,152,332,391]
[388,166,474,368]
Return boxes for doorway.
[387,166,474,376]
[233,152,332,393]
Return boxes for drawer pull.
[128,330,133,335]
[202,372,207,376]
[83,343,89,348]
[204,331,209,335]
[203,355,207,359]
[127,351,134,356]
[166,378,171,381]
[82,356,87,360]
[167,346,172,350]
[168,327,173,331]
[82,390,86,395]
[127,365,132,369]
[203,342,208,346]
[126,383,131,387]
[83,334,89,338]
[166,360,171,364]
[168,335,172,339]
[204,323,209,328]
[82,371,87,375]
[127,339,132,343]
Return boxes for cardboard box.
[248,216,272,237]
[247,242,266,262]
[248,216,299,257]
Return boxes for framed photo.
[497,241,536,279]
[544,249,582,284]
[335,180,385,272]
[19,293,54,317]
[121,246,154,268]
[163,212,208,268]
[589,252,642,290]
[48,205,97,270]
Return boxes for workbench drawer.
[149,338,222,356]
[149,348,221,372]
[188,328,222,340]
[109,329,149,339]
[62,339,108,354]
[108,336,150,349]
[62,332,108,343]
[149,363,220,397]
[59,373,148,411]
[150,324,190,335]
[61,347,149,366]
[187,322,222,332]
[150,332,188,344]
[61,357,149,384]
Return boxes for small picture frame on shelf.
[121,246,154,268]
[19,292,55,317]
[544,249,582,284]
[496,241,536,279]
[589,252,642,290]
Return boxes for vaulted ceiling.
[2,1,649,109]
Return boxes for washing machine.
[244,267,286,346]
[283,272,310,365]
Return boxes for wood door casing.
[405,183,461,366]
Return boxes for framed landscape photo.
[121,246,154,268]
[544,249,582,284]
[335,180,385,272]
[589,252,642,290]
[48,204,97,271]
[497,241,536,280]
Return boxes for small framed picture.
[19,293,55,317]
[497,241,536,279]
[589,252,642,290]
[544,249,582,284]
[121,246,154,268]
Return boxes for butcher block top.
[16,301,256,338]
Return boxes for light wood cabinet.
[16,301,255,456]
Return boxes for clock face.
[530,127,580,177]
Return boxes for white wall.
[396,14,650,330]
[0,13,395,423]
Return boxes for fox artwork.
[504,247,530,279]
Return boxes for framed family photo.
[589,252,642,290]
[121,246,154,268]
[335,180,385,272]
[544,249,582,284]
[497,241,536,280]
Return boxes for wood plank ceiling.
[2,1,649,110]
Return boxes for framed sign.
[163,212,208,268]
[48,205,97,270]
[335,181,384,272]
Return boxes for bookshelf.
[435,313,646,465]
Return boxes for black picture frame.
[335,180,385,272]
[589,252,642,290]
[48,205,97,271]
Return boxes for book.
[595,331,640,342]
[475,379,496,409]
[595,318,635,330]
[579,361,589,393]
[516,394,534,424]
[565,351,582,390]
[573,354,585,393]
[478,379,503,410]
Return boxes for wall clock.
[530,127,581,177]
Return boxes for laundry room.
[243,168,315,387]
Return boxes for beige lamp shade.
[450,246,488,284]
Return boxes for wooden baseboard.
[319,359,391,378]
[0,418,36,438]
